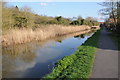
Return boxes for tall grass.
[2,25,99,46]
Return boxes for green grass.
[106,28,120,50]
[43,30,100,79]
[109,33,120,50]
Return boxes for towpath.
[90,28,119,79]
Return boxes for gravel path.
[90,29,118,78]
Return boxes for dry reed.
[2,25,99,46]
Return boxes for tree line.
[2,3,99,30]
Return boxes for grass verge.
[106,28,120,50]
[109,33,120,50]
[43,30,100,79]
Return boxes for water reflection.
[2,44,36,77]
[2,30,96,78]
[74,30,95,38]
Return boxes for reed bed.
[2,25,98,46]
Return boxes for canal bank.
[44,30,100,78]
[2,25,99,46]
[2,29,97,78]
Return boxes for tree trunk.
[111,2,117,29]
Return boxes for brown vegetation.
[2,25,99,46]
[2,3,100,46]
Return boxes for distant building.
[99,22,104,24]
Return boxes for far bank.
[2,25,99,46]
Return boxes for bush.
[70,20,80,25]
[2,5,99,30]
[14,16,27,28]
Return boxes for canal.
[2,30,95,78]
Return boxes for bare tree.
[99,0,117,28]
[117,1,120,24]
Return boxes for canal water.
[2,30,95,78]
